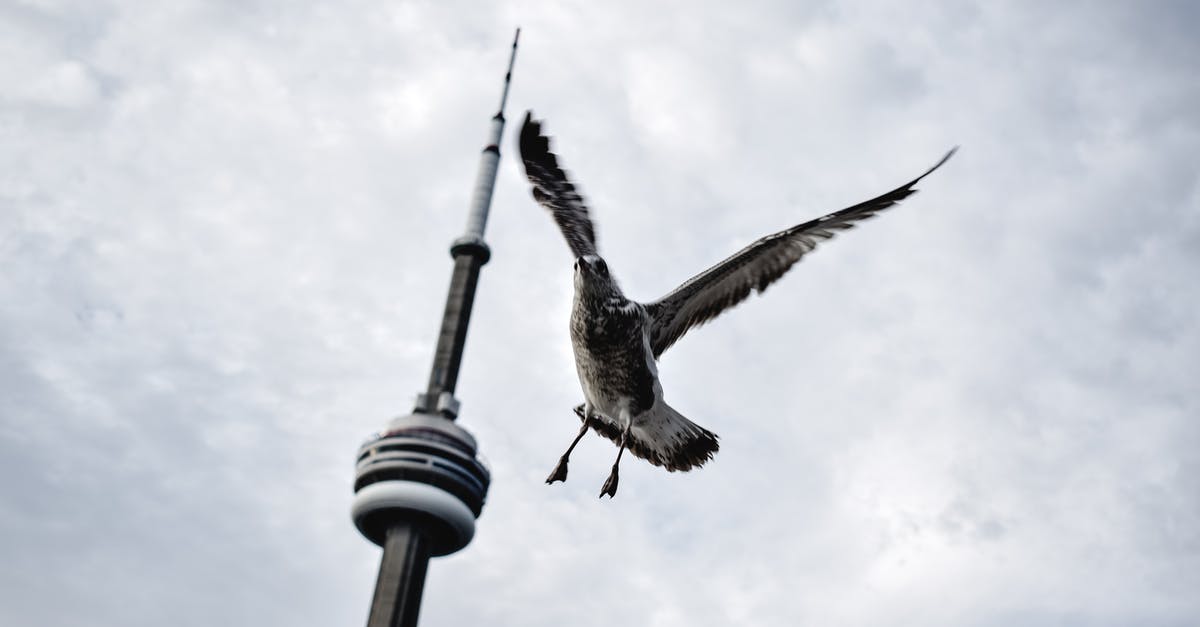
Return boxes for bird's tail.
[585,401,719,472]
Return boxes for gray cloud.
[2,0,1197,625]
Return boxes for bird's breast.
[570,301,657,415]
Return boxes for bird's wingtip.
[937,145,959,167]
[519,111,542,153]
[916,145,959,180]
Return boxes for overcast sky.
[2,1,1197,625]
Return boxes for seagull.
[519,111,955,498]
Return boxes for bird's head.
[573,254,621,297]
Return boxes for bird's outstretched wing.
[646,148,957,358]
[518,112,598,259]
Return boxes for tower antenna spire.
[496,28,519,117]
[427,26,518,404]
[352,31,519,627]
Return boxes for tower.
[351,30,519,627]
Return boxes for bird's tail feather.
[586,401,719,472]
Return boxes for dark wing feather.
[646,148,957,358]
[518,111,598,259]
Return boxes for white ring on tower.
[351,481,477,555]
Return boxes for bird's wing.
[518,111,598,259]
[646,148,957,358]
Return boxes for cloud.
[1,1,1196,625]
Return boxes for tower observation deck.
[351,30,519,627]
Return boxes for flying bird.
[519,111,955,498]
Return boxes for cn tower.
[351,30,519,627]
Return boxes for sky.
[1,1,1197,625]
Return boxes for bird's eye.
[597,260,608,274]
[573,260,579,270]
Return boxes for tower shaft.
[424,250,486,406]
[367,522,430,627]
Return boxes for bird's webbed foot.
[599,416,630,499]
[545,456,570,484]
[546,403,594,486]
[599,464,620,498]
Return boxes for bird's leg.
[599,419,632,499]
[545,403,594,485]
